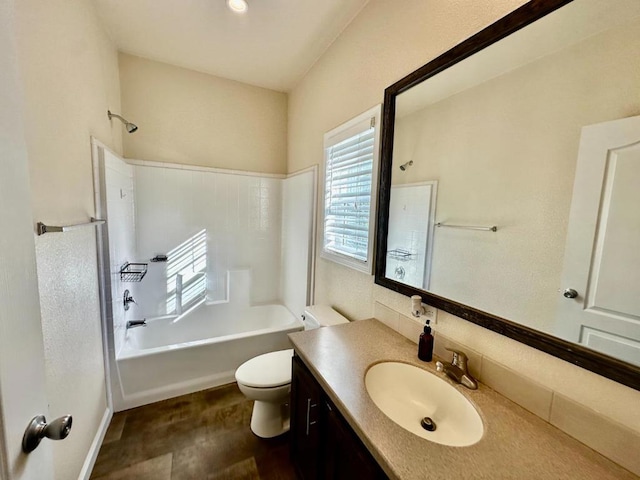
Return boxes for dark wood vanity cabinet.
[290,354,323,480]
[322,401,388,480]
[290,355,388,480]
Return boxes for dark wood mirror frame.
[374,0,640,391]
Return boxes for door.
[0,1,53,478]
[556,115,640,366]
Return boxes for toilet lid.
[235,349,294,388]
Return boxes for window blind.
[324,119,375,263]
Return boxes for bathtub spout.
[126,319,147,329]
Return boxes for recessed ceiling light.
[227,0,248,14]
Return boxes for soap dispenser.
[418,319,434,362]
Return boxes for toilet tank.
[303,305,349,330]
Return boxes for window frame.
[320,105,381,274]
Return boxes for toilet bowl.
[234,305,349,438]
[235,349,294,438]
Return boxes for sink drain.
[420,417,436,432]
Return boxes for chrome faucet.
[436,348,478,390]
[126,319,147,329]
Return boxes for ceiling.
[92,0,370,92]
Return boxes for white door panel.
[590,143,640,316]
[582,328,640,366]
[0,1,53,478]
[557,115,640,366]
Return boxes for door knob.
[563,288,578,299]
[22,414,72,453]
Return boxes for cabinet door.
[323,400,388,480]
[291,355,323,480]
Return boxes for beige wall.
[288,0,640,438]
[14,0,122,478]
[119,53,288,174]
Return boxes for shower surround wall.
[97,156,316,410]
[97,154,286,360]
[133,162,284,318]
[281,170,316,318]
[99,148,138,359]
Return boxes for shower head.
[108,110,138,134]
[399,160,413,171]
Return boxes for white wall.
[119,53,288,174]
[13,0,123,477]
[133,163,283,317]
[287,0,640,440]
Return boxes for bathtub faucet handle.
[126,319,147,329]
[123,289,136,311]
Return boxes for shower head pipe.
[107,110,138,133]
[399,160,413,171]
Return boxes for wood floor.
[90,383,297,480]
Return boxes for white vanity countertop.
[288,319,637,480]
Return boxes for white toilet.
[234,305,349,438]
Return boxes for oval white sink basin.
[365,362,483,446]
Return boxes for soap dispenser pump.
[418,319,434,362]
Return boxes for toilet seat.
[235,349,294,388]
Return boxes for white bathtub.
[116,302,303,409]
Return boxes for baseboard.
[77,407,112,480]
[116,371,236,411]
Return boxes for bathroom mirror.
[375,0,640,390]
